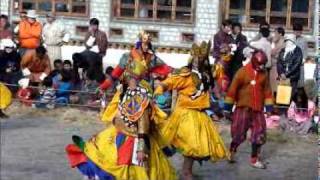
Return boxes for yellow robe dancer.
[154,42,230,180]
[0,83,12,118]
[65,31,176,180]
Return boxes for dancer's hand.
[137,151,147,166]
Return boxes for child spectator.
[48,59,63,79]
[54,70,72,106]
[35,77,56,109]
[63,59,81,89]
[280,88,316,135]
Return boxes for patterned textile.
[230,107,267,152]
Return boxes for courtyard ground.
[0,105,318,180]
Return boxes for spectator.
[250,27,272,70]
[293,23,308,60]
[63,59,80,88]
[18,10,42,56]
[54,70,72,105]
[250,21,272,42]
[229,22,248,79]
[280,88,316,135]
[277,35,303,96]
[63,60,72,71]
[34,76,56,109]
[48,59,63,81]
[21,46,51,84]
[0,14,12,39]
[213,19,233,62]
[0,39,21,91]
[42,13,70,67]
[301,57,317,101]
[270,27,285,95]
[84,18,108,57]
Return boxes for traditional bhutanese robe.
[42,21,70,66]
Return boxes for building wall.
[1,0,319,54]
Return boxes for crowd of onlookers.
[0,10,318,135]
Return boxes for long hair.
[187,57,213,92]
[292,88,308,112]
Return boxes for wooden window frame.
[112,0,195,24]
[13,0,90,18]
[224,0,314,32]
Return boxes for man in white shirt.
[293,23,308,60]
[250,27,272,70]
[42,13,70,66]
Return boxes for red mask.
[251,50,267,71]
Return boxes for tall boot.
[182,156,194,180]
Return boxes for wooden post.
[172,0,177,21]
[153,0,157,20]
[245,0,250,27]
[286,0,292,29]
[266,0,271,23]
[134,0,139,18]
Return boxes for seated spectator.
[17,78,34,106]
[48,59,63,80]
[0,39,21,92]
[280,88,316,135]
[63,59,80,88]
[34,77,56,109]
[69,72,99,106]
[21,46,51,85]
[54,70,72,106]
[0,14,12,39]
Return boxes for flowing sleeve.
[154,74,188,95]
[224,69,244,112]
[149,55,172,76]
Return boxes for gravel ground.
[0,112,317,180]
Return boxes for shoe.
[228,152,236,163]
[0,110,8,119]
[250,160,267,169]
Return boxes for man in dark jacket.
[0,39,21,92]
[277,35,303,96]
[229,22,248,80]
[212,19,233,62]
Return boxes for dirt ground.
[0,105,318,180]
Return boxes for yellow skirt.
[161,107,230,161]
[84,125,177,180]
[0,83,12,109]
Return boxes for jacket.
[19,21,42,49]
[0,50,21,74]
[225,63,273,112]
[277,46,303,81]
[84,30,108,56]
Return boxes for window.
[13,0,89,17]
[113,0,195,24]
[224,0,314,31]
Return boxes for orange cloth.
[18,21,42,49]
[21,50,51,82]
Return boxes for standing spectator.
[277,35,303,96]
[212,19,233,63]
[270,27,285,95]
[21,46,51,84]
[0,39,21,91]
[301,57,317,101]
[18,10,42,56]
[13,11,27,43]
[250,27,272,70]
[250,21,272,42]
[293,23,308,60]
[42,13,70,67]
[84,18,108,57]
[0,14,12,40]
[229,22,248,79]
